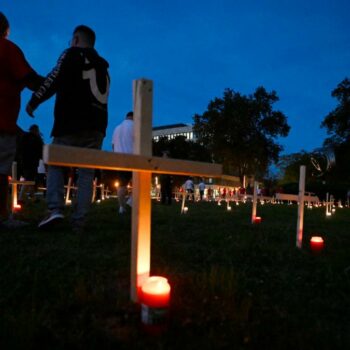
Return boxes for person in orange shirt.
[0,12,42,228]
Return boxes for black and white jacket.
[28,47,110,137]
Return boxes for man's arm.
[26,49,69,116]
[22,71,45,91]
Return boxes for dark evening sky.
[3,0,350,153]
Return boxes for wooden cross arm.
[43,144,223,178]
[10,180,35,185]
[275,193,298,201]
[275,193,319,202]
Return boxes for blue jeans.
[46,131,104,224]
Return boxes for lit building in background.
[152,123,195,142]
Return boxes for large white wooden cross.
[43,79,226,302]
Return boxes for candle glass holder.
[310,236,324,254]
[140,276,171,329]
[253,216,262,224]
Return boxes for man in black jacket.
[26,25,110,232]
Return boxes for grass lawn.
[0,198,349,349]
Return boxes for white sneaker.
[38,212,64,229]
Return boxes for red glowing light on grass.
[310,236,324,253]
[254,216,262,224]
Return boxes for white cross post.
[251,181,258,223]
[325,192,330,216]
[11,161,19,213]
[101,184,105,200]
[181,192,188,214]
[296,165,306,249]
[130,79,153,302]
[65,176,73,205]
[92,177,98,203]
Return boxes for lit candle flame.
[310,236,324,243]
[142,276,170,295]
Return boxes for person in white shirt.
[183,177,194,200]
[112,111,134,213]
[198,179,206,201]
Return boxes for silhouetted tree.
[193,87,290,182]
[321,78,350,146]
[321,78,350,182]
[152,135,211,162]
[277,151,319,184]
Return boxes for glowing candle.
[140,276,171,325]
[13,204,21,211]
[183,207,188,214]
[253,216,262,224]
[310,236,324,253]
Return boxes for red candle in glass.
[141,276,171,308]
[13,204,21,211]
[140,276,171,326]
[310,236,324,253]
[254,216,262,224]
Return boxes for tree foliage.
[321,78,350,145]
[277,151,320,184]
[320,78,350,183]
[152,135,211,162]
[193,87,290,180]
[329,141,350,183]
[277,146,350,186]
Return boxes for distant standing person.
[26,25,110,232]
[0,12,43,227]
[184,177,194,200]
[198,179,206,201]
[112,111,134,214]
